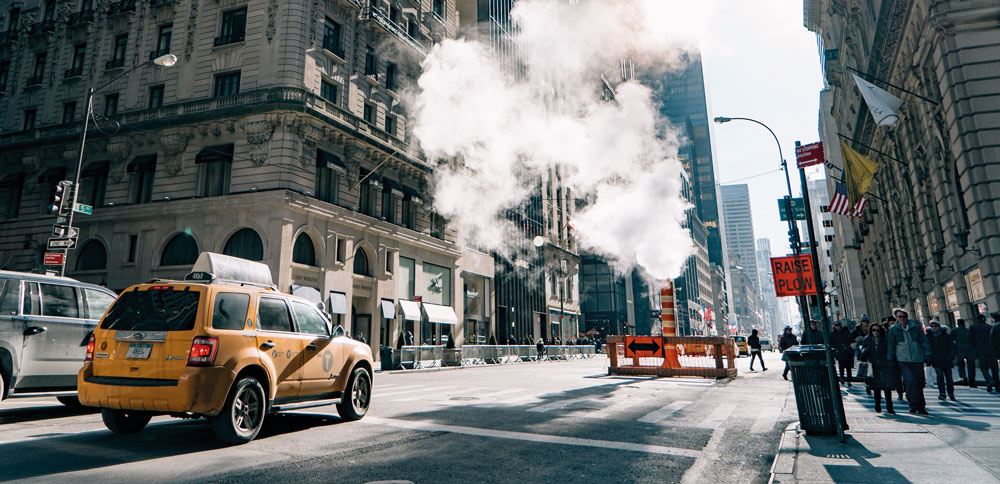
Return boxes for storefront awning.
[398,300,421,321]
[423,303,458,325]
[328,291,348,315]
[380,299,395,319]
[290,284,322,305]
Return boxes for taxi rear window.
[100,287,201,331]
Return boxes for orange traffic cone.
[660,284,681,368]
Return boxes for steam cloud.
[413,0,702,281]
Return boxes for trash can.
[380,347,401,371]
[784,345,848,435]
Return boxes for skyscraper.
[721,184,762,331]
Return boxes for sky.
[698,1,826,259]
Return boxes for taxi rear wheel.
[337,367,371,421]
[102,409,152,434]
[213,376,266,444]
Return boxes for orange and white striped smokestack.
[660,281,680,368]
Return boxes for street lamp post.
[58,53,178,276]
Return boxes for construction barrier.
[606,335,738,379]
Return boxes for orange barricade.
[607,336,738,378]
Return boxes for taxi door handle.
[305,344,318,350]
[260,342,275,350]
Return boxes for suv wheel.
[0,369,6,401]
[212,376,266,444]
[337,367,371,421]
[102,409,152,433]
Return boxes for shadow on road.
[0,402,100,425]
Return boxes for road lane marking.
[679,425,725,484]
[379,386,458,399]
[374,384,424,394]
[363,417,702,458]
[697,403,736,428]
[750,406,781,433]
[527,396,596,413]
[638,401,693,424]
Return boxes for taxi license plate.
[126,343,152,359]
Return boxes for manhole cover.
[449,396,479,401]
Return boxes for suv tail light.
[84,333,95,362]
[187,336,219,366]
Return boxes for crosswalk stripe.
[527,396,595,413]
[374,384,424,394]
[385,386,459,401]
[638,401,692,423]
[750,406,781,433]
[697,403,736,428]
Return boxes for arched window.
[353,248,370,276]
[292,233,315,266]
[223,228,264,261]
[160,232,199,266]
[75,240,107,271]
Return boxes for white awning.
[398,300,421,321]
[329,291,348,315]
[291,285,322,305]
[422,303,458,325]
[380,299,395,319]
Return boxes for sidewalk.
[770,383,1000,484]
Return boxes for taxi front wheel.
[213,376,266,444]
[337,367,371,421]
[102,409,152,434]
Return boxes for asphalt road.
[0,352,794,484]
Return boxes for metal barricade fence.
[391,344,597,370]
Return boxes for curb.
[768,422,799,484]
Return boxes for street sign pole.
[798,140,846,443]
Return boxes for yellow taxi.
[733,335,749,357]
[77,253,374,444]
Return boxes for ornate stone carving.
[160,131,191,175]
[243,119,277,166]
[106,140,133,183]
[185,0,199,60]
[62,149,79,164]
[296,122,322,167]
[267,0,279,43]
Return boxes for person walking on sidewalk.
[779,326,799,380]
[830,321,855,387]
[536,338,545,362]
[952,319,975,386]
[748,329,767,371]
[887,308,932,415]
[927,320,957,401]
[805,320,823,345]
[970,314,999,392]
[860,323,895,414]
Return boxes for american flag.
[851,197,867,217]
[828,181,852,215]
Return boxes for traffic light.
[48,182,65,214]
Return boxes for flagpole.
[845,66,939,105]
[837,134,906,166]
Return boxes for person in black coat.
[805,320,824,345]
[748,329,767,371]
[927,320,957,401]
[778,326,799,380]
[829,321,855,387]
[969,314,999,392]
[860,323,895,414]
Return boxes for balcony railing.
[64,66,84,78]
[360,7,426,57]
[107,0,137,16]
[27,20,55,36]
[105,57,125,70]
[214,32,245,47]
[25,75,43,86]
[149,48,171,61]
[66,9,95,27]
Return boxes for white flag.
[853,73,904,126]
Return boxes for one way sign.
[624,336,663,358]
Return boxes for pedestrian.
[405,330,414,346]
[952,318,975,386]
[926,320,957,401]
[860,323,895,414]
[536,338,545,362]
[851,316,872,393]
[778,326,799,380]
[356,332,367,344]
[991,312,1000,380]
[594,337,602,354]
[805,320,823,345]
[970,314,999,391]
[830,321,855,387]
[887,308,931,415]
[748,329,767,371]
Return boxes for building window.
[401,191,416,230]
[292,233,316,265]
[335,237,346,263]
[31,53,46,82]
[108,34,127,69]
[432,0,444,20]
[75,240,107,271]
[824,234,834,242]
[78,162,108,208]
[196,144,234,197]
[385,115,396,136]
[0,61,9,92]
[104,93,119,116]
[223,228,264,261]
[62,102,76,124]
[216,7,247,46]
[22,108,36,130]
[7,9,19,31]
[363,103,374,124]
[323,18,342,56]
[316,150,342,205]
[160,232,198,266]
[385,62,397,91]
[67,44,85,77]
[359,173,374,216]
[353,248,370,276]
[213,71,240,97]
[389,4,400,24]
[127,155,156,204]
[364,46,376,76]
[127,234,138,263]
[320,80,338,103]
[43,0,55,21]
[822,220,833,228]
[151,24,171,59]
[430,211,445,239]
[149,84,164,109]
[381,182,396,223]
[406,18,417,38]
[0,173,24,220]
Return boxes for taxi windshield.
[100,287,201,331]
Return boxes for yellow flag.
[841,141,878,197]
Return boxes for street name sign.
[796,141,825,169]
[778,197,807,221]
[770,255,816,297]
[74,203,93,215]
[43,252,65,265]
[624,336,663,358]
[47,237,77,250]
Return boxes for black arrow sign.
[627,340,661,355]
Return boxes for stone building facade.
[806,0,1000,323]
[0,0,495,356]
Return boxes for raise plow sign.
[770,255,816,297]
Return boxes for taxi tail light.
[84,333,95,362]
[187,336,219,366]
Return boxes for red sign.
[43,252,65,266]
[796,141,825,169]
[770,255,816,297]
[624,336,663,358]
